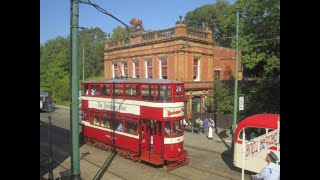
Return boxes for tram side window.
[156,85,171,102]
[101,85,110,96]
[84,85,88,95]
[92,114,100,126]
[173,120,182,135]
[126,121,138,135]
[89,85,99,96]
[101,114,110,128]
[126,85,138,98]
[165,121,171,135]
[113,84,123,97]
[82,109,88,121]
[116,120,125,132]
[142,85,155,101]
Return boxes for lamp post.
[82,47,85,81]
[232,9,240,154]
[45,100,54,180]
[69,1,130,179]
[70,0,80,179]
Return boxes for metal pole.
[83,47,85,81]
[232,9,239,153]
[69,0,73,173]
[71,0,81,179]
[48,113,54,180]
[276,118,280,164]
[241,129,245,180]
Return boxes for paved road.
[40,105,251,180]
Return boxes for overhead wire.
[79,0,131,33]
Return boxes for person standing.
[250,151,280,180]
[203,118,209,135]
[208,118,215,137]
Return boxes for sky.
[40,0,235,44]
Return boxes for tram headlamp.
[177,148,181,152]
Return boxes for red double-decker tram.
[80,78,189,170]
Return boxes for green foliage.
[40,27,106,103]
[79,27,106,78]
[110,26,129,41]
[233,0,280,78]
[185,0,233,45]
[185,0,280,116]
[40,36,70,102]
[185,0,280,78]
[212,80,234,115]
[243,77,280,116]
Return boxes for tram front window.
[165,121,171,135]
[173,120,182,135]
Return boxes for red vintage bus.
[80,78,189,170]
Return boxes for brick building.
[104,20,242,119]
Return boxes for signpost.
[239,96,244,111]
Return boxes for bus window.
[239,127,266,141]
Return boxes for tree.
[79,27,106,78]
[231,0,280,78]
[110,26,130,41]
[40,36,70,103]
[185,0,233,45]
[208,80,234,115]
[185,0,280,116]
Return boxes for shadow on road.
[40,120,84,179]
[221,149,254,177]
[92,151,117,180]
[216,129,231,151]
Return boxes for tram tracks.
[40,142,236,180]
[40,113,244,179]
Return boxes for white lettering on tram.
[82,96,184,108]
[88,100,140,115]
[245,130,278,159]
